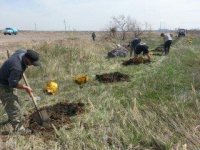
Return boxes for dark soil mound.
[122,57,150,66]
[153,44,164,52]
[25,102,84,140]
[96,72,130,83]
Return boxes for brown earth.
[122,57,151,66]
[0,102,84,141]
[0,31,72,63]
[0,31,91,56]
[26,102,84,140]
[96,72,130,83]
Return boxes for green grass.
[1,32,200,149]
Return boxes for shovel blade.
[34,110,50,126]
[40,110,50,122]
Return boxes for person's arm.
[8,69,33,95]
[16,83,33,95]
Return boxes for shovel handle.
[22,74,44,122]
[22,74,39,108]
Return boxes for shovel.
[6,50,50,125]
[22,74,50,125]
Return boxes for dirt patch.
[153,45,164,52]
[122,57,150,66]
[148,45,164,56]
[25,102,84,140]
[96,72,130,83]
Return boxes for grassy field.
[0,32,200,150]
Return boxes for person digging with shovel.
[0,49,40,134]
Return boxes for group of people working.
[130,33,173,61]
[0,32,173,134]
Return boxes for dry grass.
[0,32,200,150]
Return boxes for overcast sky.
[0,0,199,31]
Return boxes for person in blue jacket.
[0,49,40,134]
[130,38,141,57]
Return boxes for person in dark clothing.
[161,33,173,55]
[0,49,40,134]
[92,32,96,41]
[130,38,141,57]
[134,44,151,61]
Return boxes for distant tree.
[112,15,127,40]
[109,15,151,40]
[126,17,145,38]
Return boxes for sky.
[0,0,200,31]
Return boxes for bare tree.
[109,15,150,40]
[105,15,152,41]
[112,15,128,40]
[126,18,144,37]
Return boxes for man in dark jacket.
[0,49,40,134]
[134,43,151,62]
[130,38,141,57]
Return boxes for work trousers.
[0,86,23,131]
[164,40,172,55]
